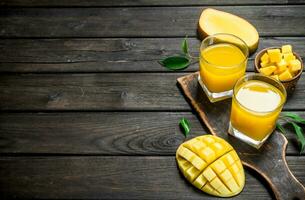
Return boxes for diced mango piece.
[186,166,201,181]
[274,65,287,75]
[211,160,226,174]
[289,59,302,73]
[226,178,239,193]
[270,75,279,80]
[216,184,231,195]
[203,167,217,181]
[177,146,206,170]
[281,45,292,54]
[202,183,215,194]
[277,59,287,68]
[193,174,207,189]
[267,49,282,63]
[176,135,245,197]
[200,147,216,163]
[210,177,223,189]
[220,169,233,182]
[260,65,276,76]
[260,52,269,62]
[260,60,270,68]
[279,69,293,81]
[283,53,295,63]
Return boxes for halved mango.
[176,135,245,197]
[198,8,259,53]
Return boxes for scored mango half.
[176,135,245,197]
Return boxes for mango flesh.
[176,135,245,197]
[198,8,259,54]
[258,45,303,81]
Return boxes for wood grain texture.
[0,112,303,156]
[0,73,304,111]
[1,37,304,73]
[1,6,305,37]
[0,156,304,199]
[0,0,291,7]
[177,72,305,199]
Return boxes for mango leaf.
[282,112,305,125]
[289,122,305,154]
[276,123,286,134]
[181,37,189,55]
[159,56,190,70]
[179,118,191,137]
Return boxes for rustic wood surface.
[0,37,304,73]
[0,73,304,111]
[0,0,304,199]
[1,6,305,37]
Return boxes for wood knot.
[120,91,128,99]
[48,92,62,101]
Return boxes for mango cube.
[267,49,282,63]
[260,60,270,68]
[279,69,293,81]
[289,59,302,73]
[260,52,269,62]
[260,65,276,76]
[176,135,245,197]
[281,45,292,54]
[274,65,287,75]
[283,53,295,63]
[270,75,279,80]
[277,59,287,68]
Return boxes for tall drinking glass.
[199,33,249,102]
[229,74,287,148]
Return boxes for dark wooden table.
[0,1,304,199]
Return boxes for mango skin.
[176,135,245,197]
[198,8,259,54]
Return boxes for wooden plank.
[1,37,304,73]
[0,0,290,7]
[0,156,303,199]
[0,112,303,156]
[0,6,305,37]
[0,73,304,111]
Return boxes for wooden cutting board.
[177,72,305,200]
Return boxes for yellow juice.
[200,43,247,93]
[230,80,285,141]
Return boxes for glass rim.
[200,33,249,69]
[233,74,287,114]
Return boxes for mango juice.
[200,43,247,93]
[230,80,285,141]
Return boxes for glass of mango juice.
[229,74,287,148]
[199,33,249,102]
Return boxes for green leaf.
[179,118,191,137]
[282,112,305,124]
[181,37,189,55]
[159,56,190,70]
[276,122,286,134]
[289,122,305,154]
